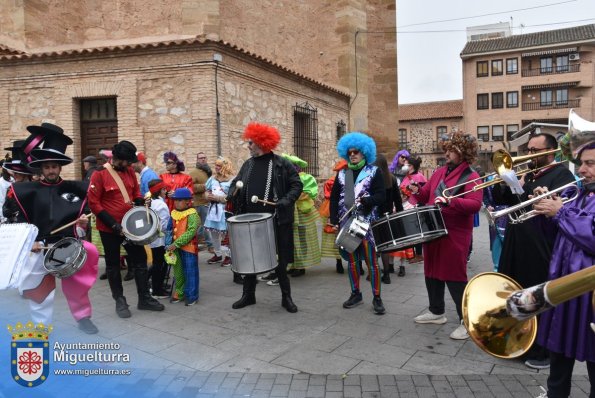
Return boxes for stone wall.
[0,44,348,180]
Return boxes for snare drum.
[122,207,160,245]
[43,237,87,278]
[371,205,448,253]
[335,216,370,253]
[227,213,277,275]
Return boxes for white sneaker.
[449,321,469,340]
[414,312,447,324]
[535,386,547,398]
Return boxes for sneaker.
[414,312,447,324]
[524,358,550,370]
[258,272,277,282]
[99,272,107,280]
[343,291,363,309]
[449,321,469,340]
[221,257,232,267]
[185,299,198,306]
[170,297,182,303]
[207,255,222,264]
[78,317,99,334]
[152,292,170,299]
[536,386,548,398]
[267,278,279,286]
[372,296,385,315]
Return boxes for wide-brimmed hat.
[2,140,36,175]
[112,141,138,163]
[170,187,192,200]
[28,123,74,167]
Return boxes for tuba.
[568,108,595,156]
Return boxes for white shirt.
[149,197,170,248]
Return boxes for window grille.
[293,102,319,176]
[336,120,346,142]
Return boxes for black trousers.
[547,351,595,398]
[425,277,467,320]
[99,231,148,299]
[150,246,166,295]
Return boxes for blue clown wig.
[337,132,377,164]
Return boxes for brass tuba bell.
[568,108,595,156]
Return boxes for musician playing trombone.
[529,137,595,398]
[493,132,575,369]
[407,131,482,340]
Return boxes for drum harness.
[244,158,277,210]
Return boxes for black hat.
[82,155,97,164]
[28,123,73,167]
[112,141,138,163]
[2,140,36,175]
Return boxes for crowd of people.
[1,120,593,398]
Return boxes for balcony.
[522,98,580,111]
[521,63,580,77]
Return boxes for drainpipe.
[214,53,223,156]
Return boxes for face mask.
[401,165,410,173]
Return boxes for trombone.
[442,148,560,199]
[486,178,584,224]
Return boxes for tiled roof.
[461,23,595,57]
[0,44,25,55]
[399,100,463,122]
[0,36,349,97]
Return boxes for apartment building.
[461,23,595,153]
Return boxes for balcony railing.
[521,63,580,77]
[522,98,580,111]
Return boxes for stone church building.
[0,1,398,179]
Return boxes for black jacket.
[229,153,303,225]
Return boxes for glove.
[358,197,373,215]
[133,197,145,206]
[275,198,290,209]
[111,223,123,235]
[434,196,449,207]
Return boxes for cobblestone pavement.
[0,213,590,397]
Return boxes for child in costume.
[165,187,200,306]
[148,179,171,298]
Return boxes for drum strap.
[105,164,131,204]
[344,170,355,209]
[435,166,473,199]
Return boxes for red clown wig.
[243,122,281,153]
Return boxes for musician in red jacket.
[408,131,482,340]
[88,140,164,318]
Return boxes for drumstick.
[144,192,152,223]
[251,195,276,206]
[338,203,357,224]
[50,213,92,235]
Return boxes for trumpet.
[442,148,560,199]
[486,178,584,224]
[462,266,595,359]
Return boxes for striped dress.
[287,172,321,270]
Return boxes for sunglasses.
[197,157,206,160]
[165,161,176,165]
[347,149,360,156]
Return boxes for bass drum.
[43,237,87,278]
[371,205,447,253]
[122,207,160,246]
[227,213,277,275]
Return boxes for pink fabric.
[416,162,482,281]
[400,173,427,206]
[61,241,98,321]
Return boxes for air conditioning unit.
[569,53,580,61]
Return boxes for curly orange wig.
[243,122,281,153]
[440,131,478,164]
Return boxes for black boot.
[232,277,256,309]
[115,296,131,318]
[381,273,391,284]
[336,260,344,274]
[135,268,164,311]
[279,279,298,313]
[398,265,405,277]
[343,290,363,308]
[373,295,386,315]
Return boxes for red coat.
[159,172,193,211]
[416,162,482,281]
[88,166,141,232]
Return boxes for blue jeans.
[180,250,199,302]
[196,205,212,248]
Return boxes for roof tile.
[399,100,463,121]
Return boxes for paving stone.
[344,385,362,398]
[306,385,325,398]
[309,375,327,386]
[275,374,293,384]
[270,384,290,397]
[325,380,344,392]
[290,378,309,391]
[360,375,379,392]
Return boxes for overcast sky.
[397,0,595,104]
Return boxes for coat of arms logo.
[8,321,53,387]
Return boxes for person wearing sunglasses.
[493,132,575,370]
[329,132,387,315]
[159,151,193,211]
